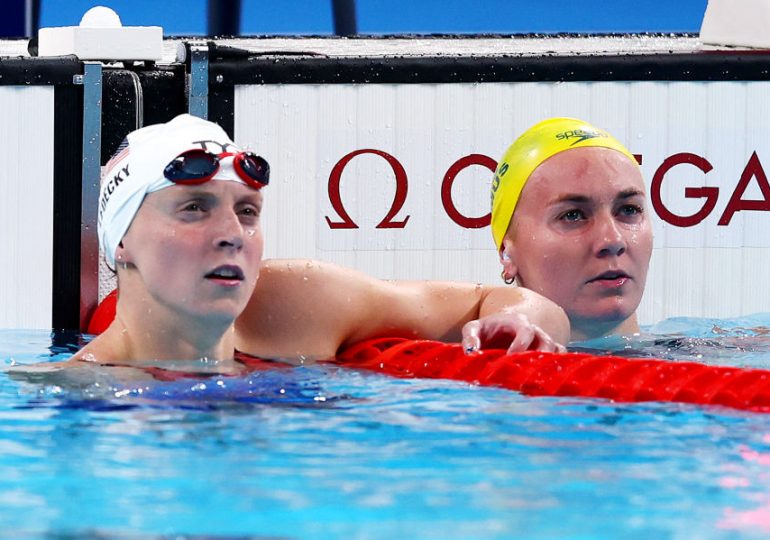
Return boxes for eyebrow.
[550,189,645,206]
[174,184,215,195]
[550,194,590,205]
[616,189,645,200]
[175,184,263,198]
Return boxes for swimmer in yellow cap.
[492,117,652,341]
[27,114,568,376]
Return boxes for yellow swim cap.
[490,117,637,250]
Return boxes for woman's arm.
[235,259,569,359]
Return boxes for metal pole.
[25,0,40,38]
[77,62,103,331]
[207,0,241,37]
[188,41,209,119]
[332,0,358,36]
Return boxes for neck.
[570,313,640,342]
[109,292,237,363]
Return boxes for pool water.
[575,313,770,367]
[4,316,770,539]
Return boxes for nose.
[213,209,244,251]
[594,213,626,258]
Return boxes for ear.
[114,241,132,265]
[499,241,518,283]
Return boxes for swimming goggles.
[163,149,270,189]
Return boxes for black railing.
[205,0,357,37]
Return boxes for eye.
[558,209,585,222]
[175,198,211,220]
[618,204,643,218]
[237,203,261,222]
[181,202,205,213]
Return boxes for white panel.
[0,86,54,328]
[198,35,703,62]
[234,81,770,326]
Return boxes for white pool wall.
[4,34,770,328]
[0,86,54,328]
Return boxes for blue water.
[3,316,770,539]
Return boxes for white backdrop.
[0,86,54,328]
[235,80,770,325]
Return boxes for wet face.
[118,179,264,324]
[501,146,653,340]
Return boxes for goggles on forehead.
[163,149,270,189]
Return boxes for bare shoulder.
[70,330,127,364]
[7,333,152,387]
[7,360,152,387]
[5,334,120,377]
[257,258,376,286]
[249,258,383,309]
[236,258,388,358]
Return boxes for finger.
[461,320,482,355]
[533,326,558,353]
[549,340,567,354]
[549,336,569,354]
[507,324,535,354]
[540,339,559,353]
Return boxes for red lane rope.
[335,338,770,413]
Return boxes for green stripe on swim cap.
[490,117,637,250]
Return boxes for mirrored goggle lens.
[237,152,270,186]
[164,150,219,182]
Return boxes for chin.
[597,308,638,328]
[575,299,639,327]
[187,301,245,325]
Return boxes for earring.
[501,270,515,285]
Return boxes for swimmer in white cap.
[67,114,568,369]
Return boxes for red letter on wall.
[651,152,719,227]
[718,151,770,226]
[326,149,410,230]
[441,154,497,229]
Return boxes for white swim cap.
[98,114,250,267]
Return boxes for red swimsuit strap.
[234,350,289,370]
[76,352,287,382]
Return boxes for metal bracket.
[125,70,144,129]
[188,41,209,119]
[77,61,103,331]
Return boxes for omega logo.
[325,149,770,230]
[325,149,496,230]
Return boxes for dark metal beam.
[0,0,38,37]
[207,0,242,37]
[332,0,357,36]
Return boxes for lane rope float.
[335,338,770,413]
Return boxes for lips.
[587,270,631,284]
[205,265,245,281]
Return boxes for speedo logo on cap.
[555,128,608,146]
[490,162,508,205]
